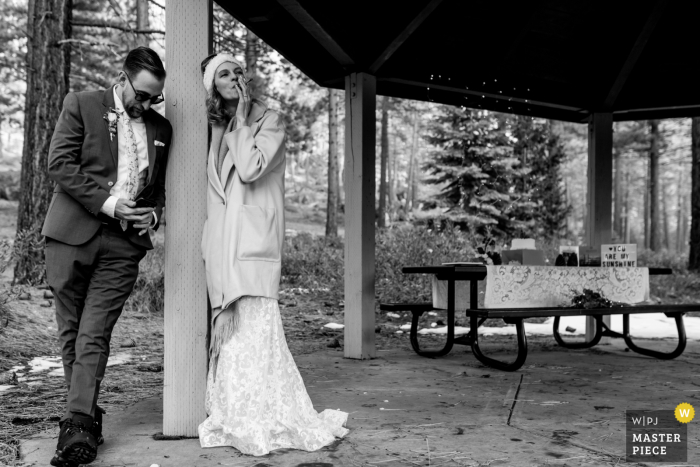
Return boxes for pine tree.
[14,0,72,285]
[423,106,529,237]
[510,117,570,240]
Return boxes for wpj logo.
[626,405,693,463]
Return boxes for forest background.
[0,0,698,285]
[2,3,700,465]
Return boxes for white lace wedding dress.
[198,296,349,456]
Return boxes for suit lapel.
[102,87,118,168]
[144,114,156,184]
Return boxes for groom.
[42,46,172,466]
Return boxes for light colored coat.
[201,101,286,313]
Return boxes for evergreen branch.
[105,0,131,32]
[57,39,121,58]
[69,73,111,89]
[147,0,165,10]
[71,20,165,35]
[0,60,26,70]
[4,22,30,36]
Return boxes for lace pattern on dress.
[199,296,349,456]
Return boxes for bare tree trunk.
[325,89,339,237]
[407,109,418,212]
[676,169,684,253]
[388,130,398,223]
[662,183,669,250]
[689,117,700,269]
[245,29,262,97]
[136,0,149,46]
[0,114,4,159]
[649,119,661,251]
[624,168,631,243]
[412,141,420,210]
[14,0,72,285]
[644,159,649,248]
[377,97,389,228]
[613,150,623,239]
[682,192,689,254]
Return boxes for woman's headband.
[202,53,244,95]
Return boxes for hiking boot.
[92,405,105,446]
[50,419,98,466]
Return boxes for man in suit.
[42,46,172,467]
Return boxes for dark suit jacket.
[42,87,172,249]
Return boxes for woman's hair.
[124,46,166,80]
[205,86,233,126]
[201,53,247,126]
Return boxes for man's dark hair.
[123,46,166,80]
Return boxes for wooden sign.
[601,244,637,267]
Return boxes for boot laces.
[64,419,89,436]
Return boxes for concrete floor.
[21,337,700,467]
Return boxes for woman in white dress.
[197,52,348,456]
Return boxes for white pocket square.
[155,140,165,147]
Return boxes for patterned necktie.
[119,110,140,231]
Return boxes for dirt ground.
[0,200,422,466]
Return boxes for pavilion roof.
[217,0,699,123]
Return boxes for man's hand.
[114,199,155,236]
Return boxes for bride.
[197,52,348,456]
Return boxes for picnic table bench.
[379,265,698,371]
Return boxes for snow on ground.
[412,314,700,339]
[45,352,133,378]
[27,356,62,373]
[0,352,134,392]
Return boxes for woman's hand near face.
[235,75,252,127]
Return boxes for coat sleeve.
[47,92,112,215]
[223,111,285,183]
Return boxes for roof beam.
[603,0,668,110]
[276,0,354,68]
[380,77,586,113]
[368,0,443,74]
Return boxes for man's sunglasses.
[124,72,164,105]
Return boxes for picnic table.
[379,265,698,371]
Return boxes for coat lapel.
[219,102,268,190]
[102,87,118,168]
[209,124,226,200]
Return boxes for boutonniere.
[103,108,119,141]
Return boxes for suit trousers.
[45,225,147,424]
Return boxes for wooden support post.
[344,72,376,359]
[585,112,613,342]
[163,0,212,436]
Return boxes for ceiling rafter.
[603,0,668,110]
[276,0,354,68]
[380,77,586,113]
[368,0,444,74]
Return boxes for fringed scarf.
[209,303,240,381]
